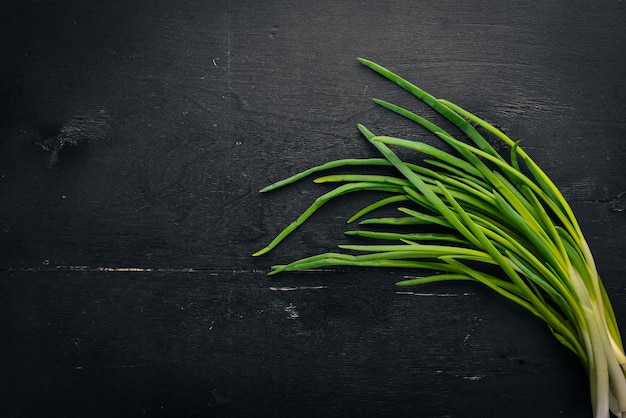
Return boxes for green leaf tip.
[252,248,269,257]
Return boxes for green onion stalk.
[253,58,626,417]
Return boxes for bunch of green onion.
[253,58,626,417]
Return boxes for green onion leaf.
[253,58,626,418]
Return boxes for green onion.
[254,58,626,418]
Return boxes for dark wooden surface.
[1,1,626,417]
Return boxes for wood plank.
[0,269,597,417]
[1,0,625,416]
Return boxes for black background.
[1,1,626,417]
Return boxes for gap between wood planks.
[0,266,266,274]
[0,266,477,297]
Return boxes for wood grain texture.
[1,0,625,417]
[0,270,596,417]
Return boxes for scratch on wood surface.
[396,291,474,297]
[99,267,154,272]
[284,303,299,319]
[269,286,328,292]
[73,365,134,370]
[435,370,484,381]
[463,375,484,381]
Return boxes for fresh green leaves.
[254,59,626,418]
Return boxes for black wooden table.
[1,1,625,417]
